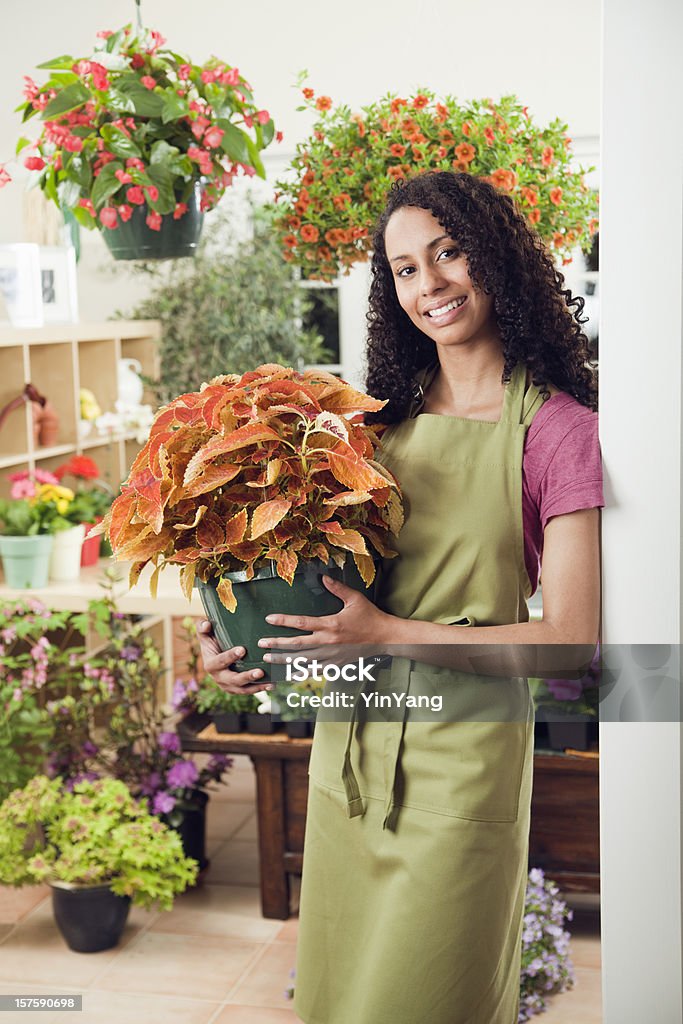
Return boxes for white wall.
[0,0,600,322]
[599,0,683,1019]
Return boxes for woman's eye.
[437,246,458,260]
[396,265,415,278]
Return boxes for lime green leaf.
[217,120,250,164]
[146,165,176,214]
[260,119,275,147]
[36,55,74,70]
[150,139,180,166]
[161,91,189,123]
[15,137,31,156]
[42,82,90,119]
[245,137,265,179]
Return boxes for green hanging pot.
[196,557,379,672]
[0,533,53,589]
[100,181,204,261]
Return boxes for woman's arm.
[259,508,601,678]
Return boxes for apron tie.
[382,657,411,831]
[341,695,365,818]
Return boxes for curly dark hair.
[364,171,597,423]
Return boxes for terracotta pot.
[37,401,59,448]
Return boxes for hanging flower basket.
[8,22,281,259]
[274,84,598,281]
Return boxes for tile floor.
[0,755,601,1022]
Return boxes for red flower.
[146,185,160,202]
[173,202,188,220]
[99,206,118,229]
[115,169,133,184]
[55,454,100,480]
[528,208,541,225]
[521,186,539,206]
[24,156,46,171]
[302,87,315,100]
[461,121,472,137]
[178,64,192,81]
[118,204,133,222]
[96,30,113,40]
[90,62,109,91]
[435,103,449,122]
[301,224,319,243]
[146,211,162,231]
[141,76,157,90]
[490,168,517,191]
[454,143,476,163]
[484,127,496,145]
[390,143,406,158]
[283,234,298,248]
[126,158,145,171]
[130,53,145,70]
[203,126,225,149]
[588,218,599,235]
[127,186,145,205]
[549,186,563,206]
[316,96,332,111]
[78,197,95,216]
[332,193,351,210]
[541,146,554,167]
[256,110,270,125]
[276,131,284,143]
[412,94,429,109]
[63,135,83,153]
[390,97,408,114]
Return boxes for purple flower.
[140,771,162,796]
[166,759,199,790]
[120,644,141,662]
[81,740,99,757]
[158,731,181,754]
[153,791,176,814]
[547,678,583,701]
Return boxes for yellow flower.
[32,483,74,514]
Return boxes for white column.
[600,1,683,1021]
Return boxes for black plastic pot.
[245,711,278,735]
[285,720,311,739]
[171,790,209,873]
[212,711,244,734]
[51,882,131,953]
[100,181,204,260]
[196,556,378,671]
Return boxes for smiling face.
[384,206,499,352]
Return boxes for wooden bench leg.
[251,756,290,919]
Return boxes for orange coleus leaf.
[182,462,241,498]
[179,563,196,601]
[319,520,344,536]
[276,548,298,584]
[353,552,376,586]
[197,511,226,550]
[327,450,391,491]
[107,489,137,549]
[225,508,248,545]
[183,424,282,483]
[216,577,237,612]
[251,498,292,539]
[116,527,173,563]
[323,489,372,506]
[326,528,368,555]
[173,504,208,531]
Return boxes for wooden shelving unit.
[0,321,160,497]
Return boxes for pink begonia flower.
[173,202,188,220]
[126,157,145,171]
[115,169,132,184]
[0,165,11,188]
[276,130,284,143]
[129,53,145,70]
[201,69,217,84]
[178,64,192,81]
[187,144,203,162]
[145,185,159,202]
[126,186,145,205]
[146,211,162,231]
[99,206,118,229]
[64,136,83,153]
[89,62,109,91]
[24,156,46,171]
[96,29,113,39]
[203,126,224,149]
[221,67,240,86]
[78,197,95,216]
[256,109,270,125]
[242,114,253,129]
[140,76,157,90]
[118,204,133,222]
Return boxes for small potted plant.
[195,684,255,734]
[274,83,599,281]
[8,22,280,260]
[519,867,575,1020]
[53,455,115,566]
[244,691,278,735]
[0,482,55,588]
[0,775,197,952]
[274,674,324,738]
[99,363,403,668]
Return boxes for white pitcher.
[117,358,144,407]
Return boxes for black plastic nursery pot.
[100,181,204,260]
[212,711,244,734]
[285,719,312,739]
[196,556,378,672]
[245,711,278,735]
[51,882,131,953]
[170,790,209,874]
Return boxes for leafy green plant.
[121,207,332,406]
[0,775,197,910]
[195,686,258,715]
[274,82,599,280]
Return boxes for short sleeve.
[525,395,604,531]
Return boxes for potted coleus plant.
[53,455,115,566]
[10,22,281,259]
[0,775,197,952]
[274,83,599,280]
[99,364,403,668]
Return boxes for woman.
[198,170,603,1023]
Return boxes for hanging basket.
[101,182,204,261]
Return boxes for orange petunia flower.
[484,127,496,145]
[301,224,320,243]
[318,246,332,261]
[439,129,455,144]
[283,234,298,248]
[287,215,301,230]
[521,187,539,206]
[437,147,448,160]
[391,97,408,115]
[435,103,449,122]
[353,115,366,137]
[316,96,332,112]
[390,143,406,158]
[364,182,374,199]
[549,187,563,206]
[302,87,314,100]
[294,200,309,216]
[588,218,599,235]
[454,143,476,163]
[528,208,541,225]
[302,170,315,186]
[332,193,351,210]
[452,159,470,173]
[541,146,554,166]
[412,93,429,109]
[552,232,564,249]
[388,166,405,178]
[490,168,517,191]
[461,121,471,137]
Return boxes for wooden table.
[178,714,600,918]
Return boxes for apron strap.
[341,698,365,819]
[382,657,412,831]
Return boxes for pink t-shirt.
[522,393,604,594]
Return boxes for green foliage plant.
[0,775,197,910]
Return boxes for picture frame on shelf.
[38,246,78,324]
[0,243,43,328]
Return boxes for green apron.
[294,362,547,1024]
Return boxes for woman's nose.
[419,263,446,294]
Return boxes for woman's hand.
[196,620,274,695]
[257,575,394,665]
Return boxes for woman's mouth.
[424,296,467,324]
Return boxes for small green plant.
[195,685,258,715]
[0,775,197,910]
